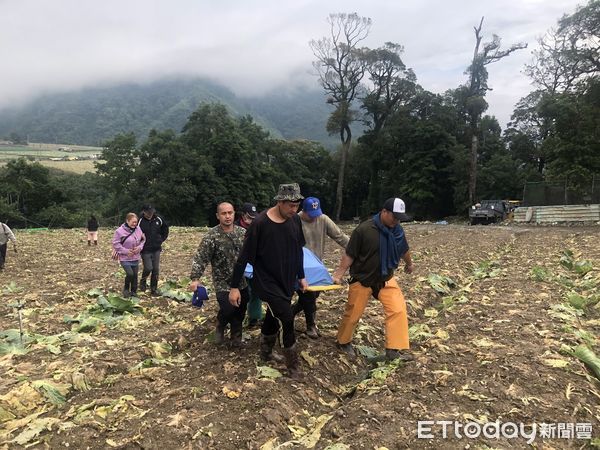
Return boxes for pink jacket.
[112,224,145,262]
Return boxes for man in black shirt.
[230,183,308,379]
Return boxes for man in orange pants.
[332,197,415,361]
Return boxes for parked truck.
[469,200,511,225]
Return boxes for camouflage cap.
[273,183,304,202]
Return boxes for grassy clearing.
[0,159,100,174]
[39,159,99,174]
[27,142,102,152]
[0,142,103,173]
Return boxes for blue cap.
[303,197,322,219]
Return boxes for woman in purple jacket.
[112,213,146,297]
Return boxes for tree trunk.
[467,18,484,208]
[333,125,352,221]
[468,132,478,206]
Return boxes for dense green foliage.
[94,103,335,226]
[0,158,108,227]
[506,0,600,192]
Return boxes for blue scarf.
[373,213,409,277]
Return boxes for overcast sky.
[0,0,583,127]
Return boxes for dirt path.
[0,224,598,448]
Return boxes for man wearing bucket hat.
[295,196,349,339]
[332,197,415,362]
[229,183,308,379]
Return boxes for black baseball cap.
[241,202,257,218]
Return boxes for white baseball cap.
[383,197,411,221]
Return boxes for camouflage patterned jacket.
[190,225,247,293]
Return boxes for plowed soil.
[1,224,599,449]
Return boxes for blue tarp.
[244,247,333,286]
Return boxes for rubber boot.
[94,240,98,246]
[305,312,320,339]
[214,323,225,345]
[259,334,284,362]
[282,344,303,380]
[87,241,91,246]
[230,321,243,348]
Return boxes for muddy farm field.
[1,224,599,449]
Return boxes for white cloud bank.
[0,0,582,126]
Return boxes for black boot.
[214,323,225,345]
[305,312,320,339]
[282,344,302,380]
[150,273,159,296]
[139,278,147,292]
[87,241,91,246]
[259,334,284,362]
[230,321,243,348]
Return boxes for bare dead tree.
[310,13,371,220]
[465,17,527,205]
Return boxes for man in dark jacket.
[139,205,169,295]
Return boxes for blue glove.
[191,286,209,308]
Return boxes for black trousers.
[293,290,320,325]
[0,244,7,268]
[216,289,249,336]
[121,263,139,294]
[261,294,296,348]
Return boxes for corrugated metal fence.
[523,176,600,206]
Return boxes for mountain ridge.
[0,78,340,148]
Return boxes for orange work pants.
[336,277,409,350]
